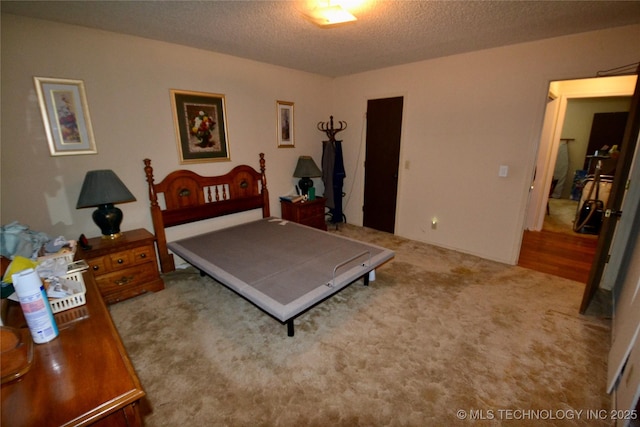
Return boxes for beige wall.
[2,13,639,264]
[1,14,332,244]
[330,25,640,263]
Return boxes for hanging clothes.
[322,140,346,223]
[552,139,570,198]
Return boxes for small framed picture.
[34,77,97,156]
[277,100,295,148]
[171,89,230,163]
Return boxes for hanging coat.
[322,140,335,210]
[322,140,346,223]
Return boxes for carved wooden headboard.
[143,153,270,273]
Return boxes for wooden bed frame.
[143,153,270,273]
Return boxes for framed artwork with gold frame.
[171,89,230,163]
[34,77,97,156]
[277,100,294,148]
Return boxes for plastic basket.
[48,270,86,314]
[36,247,86,313]
[37,247,76,265]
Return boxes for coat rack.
[318,115,347,226]
[317,116,347,142]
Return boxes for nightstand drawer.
[133,245,154,262]
[87,257,108,274]
[108,250,134,270]
[95,262,159,295]
[304,201,324,216]
[88,244,155,274]
[280,197,327,231]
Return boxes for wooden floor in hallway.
[518,229,598,283]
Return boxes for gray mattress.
[167,218,394,324]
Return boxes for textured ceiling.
[3,0,640,77]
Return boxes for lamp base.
[101,232,123,240]
[298,177,314,196]
[93,204,124,239]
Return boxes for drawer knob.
[117,259,124,264]
[92,265,99,271]
[140,253,146,259]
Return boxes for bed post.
[144,159,176,273]
[259,153,270,217]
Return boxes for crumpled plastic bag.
[1,256,39,284]
[0,221,50,259]
[36,256,68,279]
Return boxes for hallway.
[518,198,598,283]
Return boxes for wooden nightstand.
[281,197,327,231]
[77,228,164,304]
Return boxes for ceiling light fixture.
[304,3,357,27]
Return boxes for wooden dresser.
[77,229,164,304]
[280,197,327,231]
[1,271,146,426]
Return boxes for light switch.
[499,165,509,177]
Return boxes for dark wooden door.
[581,71,640,312]
[584,111,629,174]
[363,97,403,233]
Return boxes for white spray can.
[12,268,59,344]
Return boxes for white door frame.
[525,97,561,230]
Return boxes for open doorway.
[525,75,636,233]
[545,99,630,235]
[520,75,636,282]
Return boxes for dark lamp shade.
[76,170,136,208]
[293,156,322,178]
[76,170,136,239]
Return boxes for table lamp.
[76,170,136,239]
[293,156,322,196]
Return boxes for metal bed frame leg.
[284,269,373,337]
[287,320,294,337]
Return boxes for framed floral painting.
[277,100,294,147]
[34,77,97,156]
[171,89,230,163]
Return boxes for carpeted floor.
[544,198,581,235]
[109,224,611,426]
